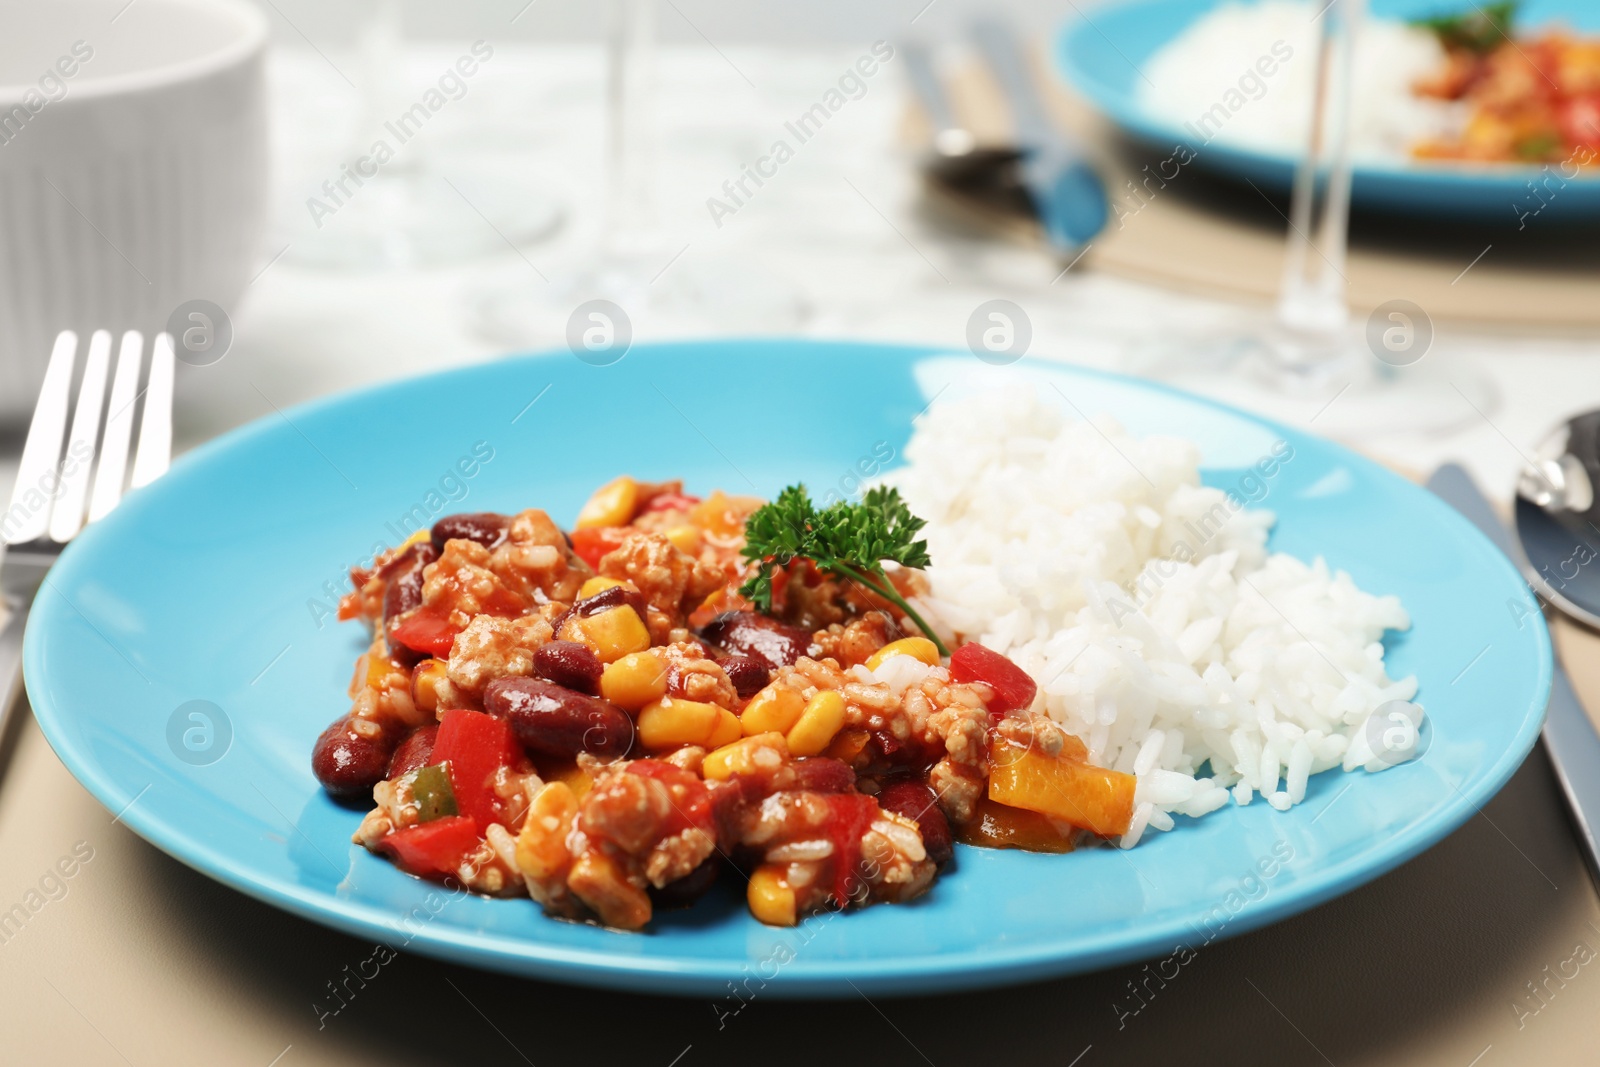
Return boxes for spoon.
[1514,410,1600,628]
[968,18,1108,251]
[901,41,1028,192]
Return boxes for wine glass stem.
[1274,0,1361,357]
[604,0,656,252]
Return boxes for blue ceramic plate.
[25,340,1550,997]
[1056,0,1600,219]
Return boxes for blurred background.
[2,0,1596,499]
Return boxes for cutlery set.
[903,20,1109,254]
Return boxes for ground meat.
[581,770,677,854]
[446,610,558,696]
[994,711,1067,758]
[537,760,721,929]
[488,508,589,604]
[922,687,991,825]
[859,811,935,902]
[780,574,849,631]
[453,827,526,897]
[810,612,900,668]
[643,827,718,888]
[421,539,526,626]
[599,532,724,627]
[739,791,935,915]
[654,640,739,710]
[567,848,652,930]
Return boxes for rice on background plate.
[1138,0,1457,162]
[891,388,1419,847]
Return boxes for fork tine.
[130,331,174,489]
[88,330,145,523]
[47,330,112,543]
[4,330,77,546]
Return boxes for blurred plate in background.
[1056,0,1600,219]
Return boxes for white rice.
[1137,0,1458,161]
[892,388,1418,847]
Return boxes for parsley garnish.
[1413,1,1517,54]
[740,484,949,656]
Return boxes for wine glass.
[1132,0,1496,438]
[472,0,806,350]
[284,0,563,270]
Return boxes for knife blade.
[1427,462,1600,882]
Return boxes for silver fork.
[0,328,176,735]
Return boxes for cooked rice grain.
[892,388,1417,846]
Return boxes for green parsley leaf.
[1413,1,1518,54]
[739,484,947,655]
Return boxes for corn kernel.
[664,524,702,555]
[823,727,870,763]
[568,605,651,664]
[514,781,578,882]
[638,697,721,750]
[546,761,594,800]
[575,475,639,529]
[600,651,668,711]
[399,528,431,549]
[702,732,789,781]
[747,865,797,926]
[364,648,391,690]
[785,690,847,757]
[707,708,742,750]
[740,684,806,737]
[579,575,626,599]
[411,659,448,713]
[865,636,941,671]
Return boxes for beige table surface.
[0,617,1597,1067]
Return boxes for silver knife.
[1428,462,1600,880]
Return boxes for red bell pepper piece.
[433,708,521,831]
[390,606,459,658]
[1561,95,1600,151]
[627,760,714,836]
[378,815,479,877]
[571,527,627,570]
[825,793,879,907]
[949,643,1038,716]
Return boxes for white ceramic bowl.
[0,0,269,421]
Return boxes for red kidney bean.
[484,677,633,758]
[387,723,440,780]
[533,641,603,695]
[381,543,438,664]
[312,717,393,800]
[430,512,512,555]
[708,775,766,845]
[574,583,649,621]
[791,757,855,794]
[876,780,954,865]
[718,653,771,700]
[648,856,721,909]
[698,611,813,669]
